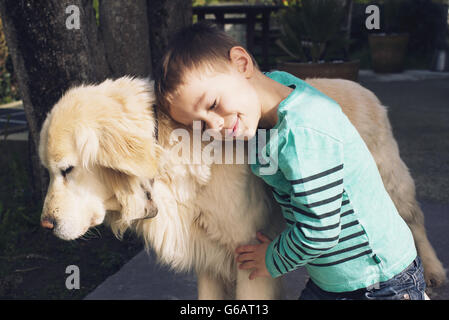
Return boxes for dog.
[38,77,446,299]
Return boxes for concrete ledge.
[0,130,28,141]
[359,69,449,82]
[0,100,23,109]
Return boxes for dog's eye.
[61,166,74,177]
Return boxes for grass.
[0,140,143,299]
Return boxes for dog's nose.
[41,216,56,230]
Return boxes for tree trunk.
[0,0,193,204]
[0,0,110,203]
[99,0,152,78]
[343,0,353,60]
[147,0,192,75]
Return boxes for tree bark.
[0,0,110,203]
[147,0,192,75]
[0,0,193,204]
[99,0,152,78]
[343,0,353,60]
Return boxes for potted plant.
[275,0,360,81]
[368,0,409,73]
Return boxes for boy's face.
[169,65,261,140]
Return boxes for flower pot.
[368,33,409,73]
[277,60,360,81]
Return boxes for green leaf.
[278,0,347,62]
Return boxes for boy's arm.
[266,127,344,278]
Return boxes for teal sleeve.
[265,127,345,278]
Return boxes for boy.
[154,22,426,300]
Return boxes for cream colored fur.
[39,77,284,299]
[39,77,445,300]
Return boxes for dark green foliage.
[278,0,349,62]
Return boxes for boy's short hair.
[154,21,259,113]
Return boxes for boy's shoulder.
[267,71,346,142]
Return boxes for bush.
[277,0,348,63]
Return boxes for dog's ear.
[96,121,160,178]
[76,77,161,178]
[75,124,158,178]
[99,77,159,178]
[75,125,100,169]
[75,119,160,178]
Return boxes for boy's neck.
[251,70,294,129]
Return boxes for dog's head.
[39,77,161,240]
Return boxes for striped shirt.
[251,71,417,292]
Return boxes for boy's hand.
[235,232,272,280]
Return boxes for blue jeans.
[299,256,426,300]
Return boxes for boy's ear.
[229,46,254,77]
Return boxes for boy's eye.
[208,100,217,111]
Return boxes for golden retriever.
[38,77,445,299]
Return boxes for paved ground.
[0,101,26,137]
[84,201,448,300]
[85,70,449,300]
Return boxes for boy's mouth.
[227,117,239,137]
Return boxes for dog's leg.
[410,218,447,288]
[235,268,283,300]
[196,270,227,300]
[403,200,447,288]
